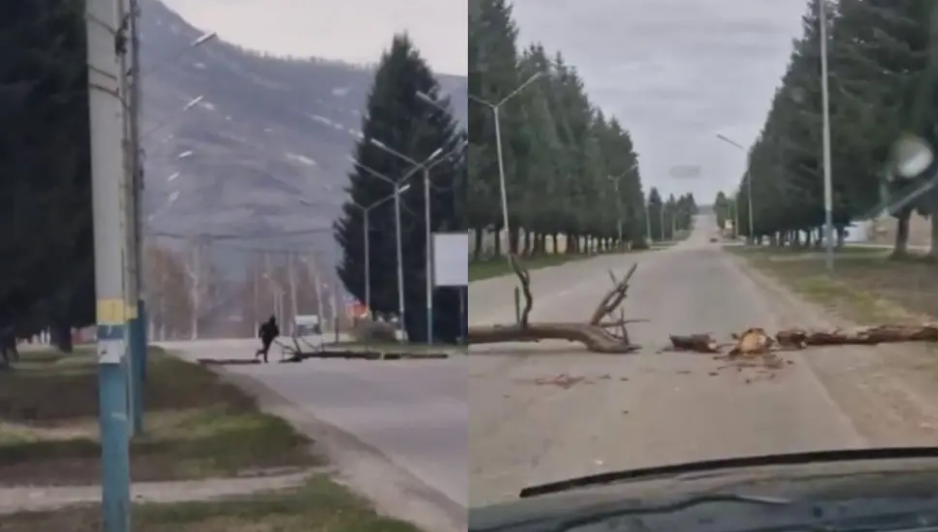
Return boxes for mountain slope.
[139,0,467,261]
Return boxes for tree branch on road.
[467,255,643,353]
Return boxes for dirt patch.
[0,475,422,532]
[0,349,320,485]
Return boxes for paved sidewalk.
[0,468,324,514]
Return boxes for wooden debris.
[729,327,775,356]
[668,334,720,353]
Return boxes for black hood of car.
[469,448,938,532]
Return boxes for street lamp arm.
[416,90,451,114]
[715,133,745,151]
[350,157,421,188]
[370,139,420,166]
[349,158,393,185]
[468,94,496,108]
[497,72,543,107]
[137,32,217,78]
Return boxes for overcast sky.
[160,0,468,75]
[511,0,808,202]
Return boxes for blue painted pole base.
[129,300,147,434]
[139,299,148,383]
[97,324,131,532]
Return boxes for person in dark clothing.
[255,316,279,363]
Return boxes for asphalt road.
[468,215,877,506]
[159,339,468,508]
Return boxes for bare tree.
[144,241,190,340]
[182,239,223,339]
[241,254,266,337]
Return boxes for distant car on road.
[709,237,718,243]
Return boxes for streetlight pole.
[363,208,370,314]
[392,189,405,338]
[467,73,543,258]
[716,134,755,242]
[734,193,741,239]
[742,168,754,242]
[368,139,450,344]
[607,162,639,249]
[611,177,622,246]
[347,192,398,317]
[349,157,417,339]
[819,0,835,271]
[645,200,653,244]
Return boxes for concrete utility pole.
[114,0,139,439]
[128,0,147,434]
[86,0,132,528]
[122,0,145,436]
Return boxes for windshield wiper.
[519,447,938,498]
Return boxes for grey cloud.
[510,0,809,201]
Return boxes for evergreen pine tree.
[0,0,93,344]
[334,34,464,343]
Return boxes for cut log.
[729,327,774,356]
[669,334,720,353]
[468,323,639,353]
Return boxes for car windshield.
[468,0,938,511]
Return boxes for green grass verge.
[0,347,319,485]
[469,249,648,282]
[728,245,936,324]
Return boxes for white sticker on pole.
[97,339,126,364]
[432,232,469,287]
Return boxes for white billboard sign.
[432,232,469,287]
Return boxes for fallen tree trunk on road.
[667,325,938,355]
[467,256,938,356]
[467,255,642,353]
[775,324,938,348]
[470,323,639,353]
